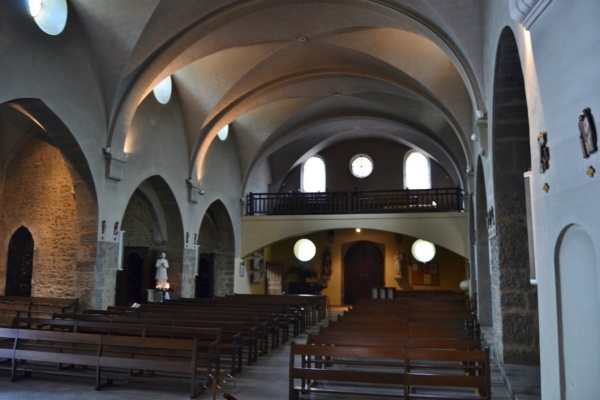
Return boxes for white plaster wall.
[483,1,600,397]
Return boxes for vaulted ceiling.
[71,0,484,192]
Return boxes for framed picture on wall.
[579,107,598,158]
[410,262,440,286]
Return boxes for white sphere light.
[293,239,316,262]
[411,239,436,263]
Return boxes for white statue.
[155,252,169,289]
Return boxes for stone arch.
[118,176,184,305]
[0,100,98,309]
[197,200,235,297]
[555,224,599,400]
[490,27,538,364]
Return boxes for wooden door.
[266,262,283,295]
[115,247,148,306]
[343,241,384,305]
[5,227,34,297]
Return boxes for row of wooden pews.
[1,294,327,398]
[289,293,490,400]
[0,296,78,326]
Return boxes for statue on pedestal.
[155,252,170,299]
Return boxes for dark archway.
[198,201,235,297]
[343,241,384,305]
[195,255,214,298]
[5,226,34,297]
[490,27,538,364]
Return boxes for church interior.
[1,1,599,399]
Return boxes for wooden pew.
[154,300,290,346]
[289,342,490,400]
[0,296,78,327]
[289,342,406,399]
[11,316,223,375]
[405,347,490,399]
[95,307,264,363]
[48,313,245,374]
[0,327,214,398]
[307,333,481,351]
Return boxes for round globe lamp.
[411,239,436,263]
[293,239,316,262]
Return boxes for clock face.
[350,155,373,178]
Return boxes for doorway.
[343,241,384,305]
[5,227,34,297]
[196,254,214,298]
[115,247,149,306]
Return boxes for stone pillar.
[490,216,539,365]
[181,247,197,298]
[95,241,119,310]
[214,252,235,296]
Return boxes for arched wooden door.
[5,226,34,297]
[343,241,384,305]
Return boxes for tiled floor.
[0,308,538,400]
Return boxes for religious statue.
[155,252,169,289]
[394,250,403,279]
[321,247,332,277]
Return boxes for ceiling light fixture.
[298,36,308,42]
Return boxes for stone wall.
[0,137,96,309]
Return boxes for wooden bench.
[308,333,481,351]
[47,313,244,375]
[289,342,407,399]
[95,307,264,364]
[289,342,490,400]
[0,327,215,398]
[0,296,78,326]
[10,317,222,376]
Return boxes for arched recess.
[198,200,235,297]
[475,157,492,327]
[490,27,538,364]
[119,176,184,305]
[0,100,98,309]
[556,224,599,400]
[5,227,34,297]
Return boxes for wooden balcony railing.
[245,187,465,216]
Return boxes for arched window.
[301,156,326,192]
[404,151,430,189]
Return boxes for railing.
[245,187,464,216]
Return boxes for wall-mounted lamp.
[471,133,478,141]
[355,228,361,233]
[411,239,436,263]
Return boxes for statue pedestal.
[147,289,164,303]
